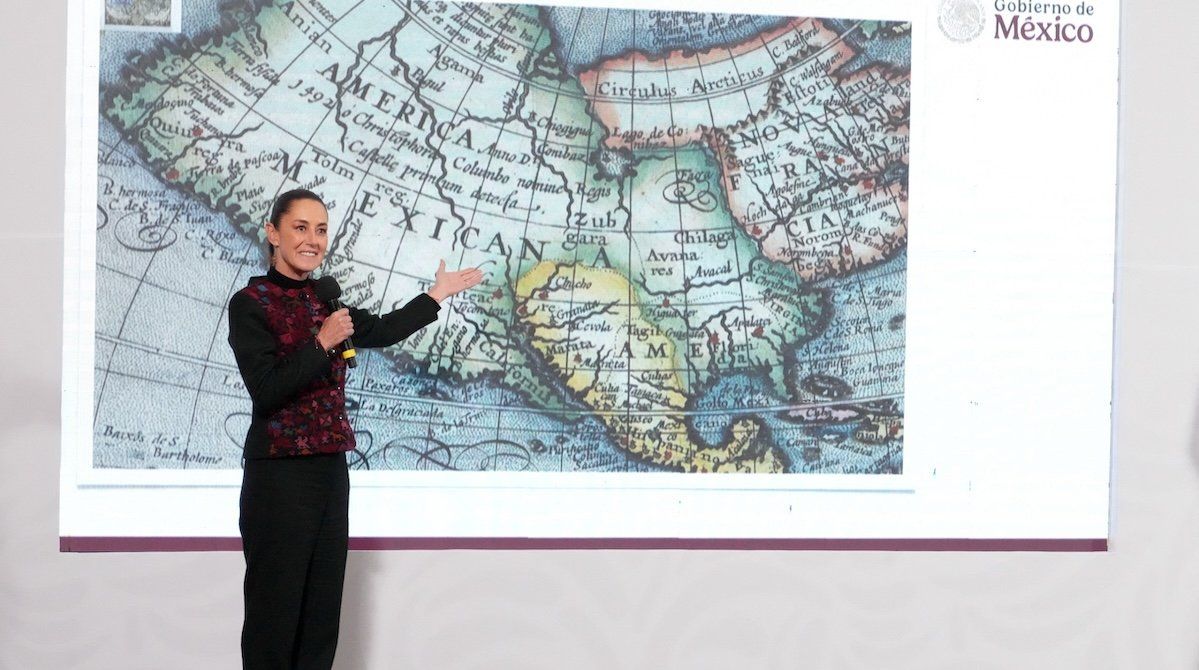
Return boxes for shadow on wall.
[334,551,380,670]
[3,374,59,435]
[1191,386,1199,478]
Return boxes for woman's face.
[266,198,328,280]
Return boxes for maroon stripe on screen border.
[60,537,1108,552]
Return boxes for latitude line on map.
[308,1,890,151]
[94,326,903,379]
[392,3,866,108]
[98,22,909,244]
[96,358,904,419]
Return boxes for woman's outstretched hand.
[426,259,484,303]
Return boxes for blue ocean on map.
[542,8,785,73]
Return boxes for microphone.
[313,276,357,368]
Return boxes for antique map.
[93,0,910,474]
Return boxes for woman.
[227,189,482,669]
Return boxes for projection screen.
[61,0,1118,549]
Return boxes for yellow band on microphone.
[341,348,357,360]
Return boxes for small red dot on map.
[165,169,179,180]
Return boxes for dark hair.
[266,189,326,260]
[270,188,326,225]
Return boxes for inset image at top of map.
[92,0,910,475]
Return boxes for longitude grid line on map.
[176,0,373,463]
[776,17,901,402]
[766,18,905,403]
[91,362,906,419]
[550,7,600,373]
[92,29,216,430]
[390,0,584,99]
[650,41,699,400]
[728,18,825,415]
[424,7,553,471]
[89,0,364,441]
[316,0,498,470]
[691,18,805,422]
[96,241,226,307]
[665,36,766,398]
[747,17,906,469]
[622,9,635,466]
[708,16,857,472]
[482,5,582,473]
[818,22,907,404]
[718,20,822,361]
[690,17,803,472]
[319,4,459,463]
[94,0,364,461]
[686,27,777,391]
[400,2,524,471]
[637,50,722,471]
[550,6,609,473]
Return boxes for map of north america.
[93,0,910,474]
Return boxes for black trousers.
[240,452,349,670]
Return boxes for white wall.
[4,1,1198,668]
